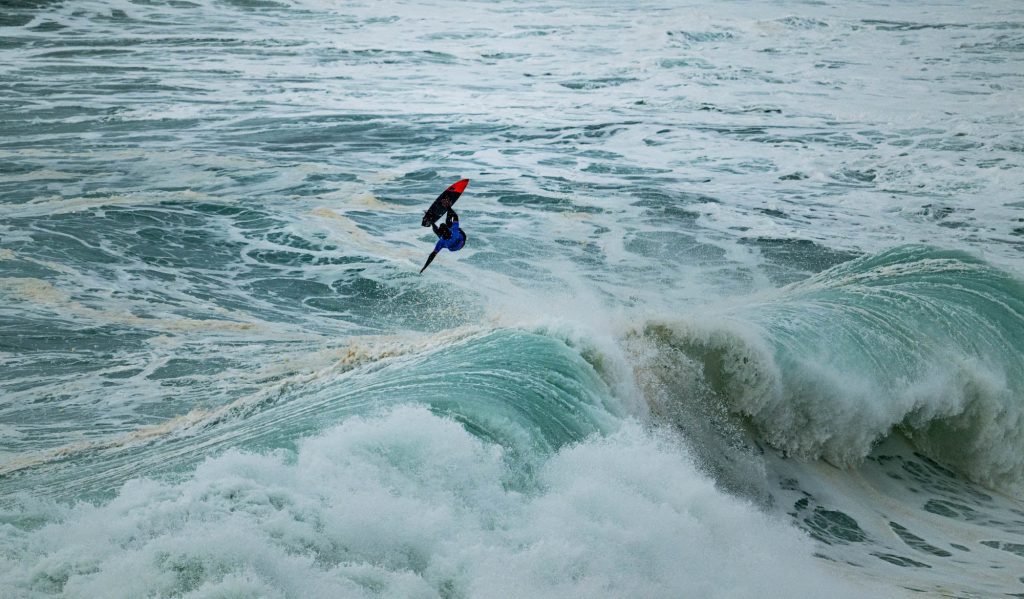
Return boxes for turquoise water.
[2,0,1024,596]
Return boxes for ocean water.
[2,0,1023,596]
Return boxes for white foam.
[0,407,883,598]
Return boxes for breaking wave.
[644,246,1024,490]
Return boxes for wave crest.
[644,246,1024,489]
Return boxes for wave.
[0,327,624,501]
[642,246,1024,490]
[0,407,869,598]
[0,322,875,595]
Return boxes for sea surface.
[2,0,1024,597]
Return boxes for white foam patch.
[0,407,880,598]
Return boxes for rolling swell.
[645,245,1024,490]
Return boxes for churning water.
[2,1,1023,596]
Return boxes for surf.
[635,245,1024,490]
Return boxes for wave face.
[0,329,624,502]
[647,246,1024,489]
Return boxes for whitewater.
[2,0,1023,597]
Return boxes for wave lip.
[651,245,1024,490]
